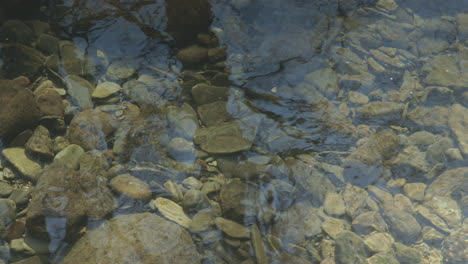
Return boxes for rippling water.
[0,0,467,263]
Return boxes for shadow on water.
[0,0,467,263]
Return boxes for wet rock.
[422,54,468,87]
[304,67,339,96]
[110,174,152,200]
[53,144,84,170]
[415,205,451,233]
[177,45,209,66]
[191,84,229,106]
[393,242,421,264]
[67,109,119,151]
[92,81,122,99]
[403,182,426,201]
[220,179,259,222]
[0,199,16,240]
[449,104,468,154]
[348,91,369,104]
[426,137,454,163]
[166,103,199,140]
[355,101,404,117]
[208,46,227,62]
[65,75,94,109]
[106,60,136,80]
[8,187,31,207]
[334,231,367,264]
[217,156,262,180]
[34,88,65,117]
[352,211,388,235]
[343,184,378,218]
[59,41,94,77]
[421,226,445,243]
[197,101,233,127]
[323,192,346,216]
[183,189,210,211]
[272,203,322,245]
[10,235,49,255]
[251,224,268,264]
[425,196,462,229]
[182,177,203,190]
[150,197,192,228]
[0,20,34,45]
[164,180,184,202]
[389,145,430,178]
[419,86,454,106]
[364,232,394,253]
[2,148,41,181]
[194,117,259,153]
[166,137,196,161]
[367,252,400,264]
[36,34,59,55]
[63,213,200,264]
[189,210,215,233]
[0,76,41,140]
[441,223,467,264]
[0,182,13,197]
[26,163,115,239]
[407,131,437,146]
[1,44,45,79]
[201,181,221,196]
[408,106,449,127]
[322,218,350,240]
[25,126,53,159]
[426,167,467,198]
[215,217,249,238]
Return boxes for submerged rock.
[63,213,200,264]
[26,163,115,239]
[334,231,367,264]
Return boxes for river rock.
[324,192,346,216]
[194,118,258,153]
[2,148,41,181]
[67,109,119,151]
[26,163,115,239]
[355,101,404,117]
[0,20,34,45]
[393,242,421,264]
[25,126,53,159]
[191,84,229,106]
[150,197,192,228]
[408,106,449,127]
[34,88,65,117]
[364,232,394,253]
[1,44,45,79]
[65,75,94,109]
[110,174,152,200]
[92,81,122,99]
[449,104,468,154]
[197,101,233,127]
[322,218,350,240]
[59,41,94,77]
[304,67,340,96]
[334,231,367,264]
[176,45,208,65]
[403,182,426,201]
[426,167,467,198]
[0,76,41,140]
[166,103,199,140]
[214,217,250,238]
[166,137,196,161]
[367,252,400,264]
[352,211,388,235]
[0,199,16,240]
[422,54,468,87]
[53,144,84,170]
[62,213,200,264]
[219,179,259,222]
[272,203,322,245]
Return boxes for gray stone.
[183,189,210,211]
[220,179,259,221]
[8,187,31,207]
[408,106,449,127]
[201,181,221,195]
[416,205,451,233]
[0,199,16,239]
[10,235,49,255]
[62,213,200,264]
[59,41,94,76]
[53,144,84,170]
[92,82,121,99]
[343,184,378,218]
[176,45,208,65]
[390,145,429,178]
[304,68,339,96]
[426,167,467,198]
[191,84,229,106]
[324,192,346,216]
[335,231,367,264]
[182,177,203,190]
[273,203,322,244]
[166,137,196,161]
[449,104,468,154]
[110,174,152,200]
[425,196,462,229]
[393,242,421,264]
[166,103,199,140]
[214,217,250,238]
[189,210,215,233]
[2,148,41,181]
[367,252,399,264]
[421,226,444,243]
[194,118,258,153]
[407,131,437,146]
[65,75,94,109]
[52,136,70,154]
